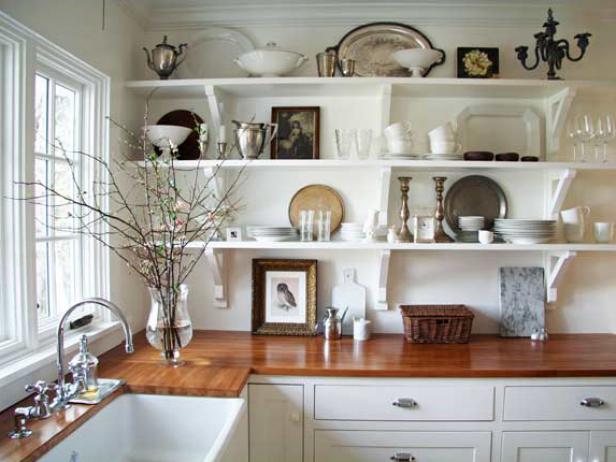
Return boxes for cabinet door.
[590,432,616,462]
[315,430,491,462]
[501,432,588,462]
[249,384,303,462]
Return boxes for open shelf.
[126,77,616,100]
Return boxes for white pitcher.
[560,206,590,243]
[353,317,372,341]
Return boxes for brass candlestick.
[397,176,413,242]
[433,176,453,243]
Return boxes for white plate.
[253,235,298,242]
[423,154,464,161]
[456,104,542,158]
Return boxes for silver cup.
[339,58,356,77]
[316,52,337,77]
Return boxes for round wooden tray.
[288,184,344,233]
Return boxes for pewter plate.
[330,22,445,77]
[444,175,508,235]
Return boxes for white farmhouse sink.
[39,394,246,462]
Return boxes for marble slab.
[499,267,545,337]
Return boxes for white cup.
[560,206,590,243]
[478,230,494,244]
[593,222,614,243]
[353,318,372,341]
[430,140,461,155]
[384,122,413,139]
[428,122,455,141]
[387,138,414,154]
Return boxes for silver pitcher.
[143,36,188,80]
[322,307,348,340]
[232,120,278,159]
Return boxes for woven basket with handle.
[400,305,474,344]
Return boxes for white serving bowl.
[234,42,308,77]
[391,48,444,78]
[145,125,192,150]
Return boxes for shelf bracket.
[378,167,392,227]
[546,86,576,155]
[375,250,391,311]
[204,84,225,139]
[205,248,227,308]
[377,83,392,131]
[545,250,577,304]
[545,168,577,218]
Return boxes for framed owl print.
[252,259,317,336]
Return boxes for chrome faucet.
[8,298,134,439]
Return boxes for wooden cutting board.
[332,269,366,334]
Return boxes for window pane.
[54,84,76,154]
[36,242,50,319]
[34,158,50,237]
[53,160,76,232]
[53,239,77,313]
[34,75,49,154]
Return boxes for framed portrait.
[414,215,436,243]
[457,47,499,79]
[252,259,317,336]
[270,106,320,160]
[225,227,242,241]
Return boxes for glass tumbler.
[317,210,332,242]
[355,129,372,160]
[335,129,355,159]
[300,210,315,242]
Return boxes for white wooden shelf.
[125,77,616,99]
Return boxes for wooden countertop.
[3,331,616,461]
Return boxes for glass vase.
[146,284,193,366]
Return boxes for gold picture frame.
[252,259,317,336]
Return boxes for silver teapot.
[232,120,278,159]
[143,36,188,80]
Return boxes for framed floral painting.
[457,47,499,79]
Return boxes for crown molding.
[143,2,616,30]
[114,0,150,29]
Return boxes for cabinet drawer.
[314,385,494,421]
[315,430,491,462]
[504,385,616,421]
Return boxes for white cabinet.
[501,432,589,462]
[248,384,303,462]
[314,430,491,462]
[590,431,616,462]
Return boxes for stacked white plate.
[458,216,485,231]
[381,153,420,160]
[423,153,464,161]
[247,226,298,242]
[339,222,365,242]
[493,219,557,244]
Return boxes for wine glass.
[576,114,595,162]
[595,114,616,163]
[566,119,581,162]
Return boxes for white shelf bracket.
[378,167,392,227]
[205,248,228,309]
[204,84,224,138]
[377,83,393,131]
[375,250,391,311]
[545,250,577,304]
[201,166,227,202]
[546,168,577,218]
[546,86,576,155]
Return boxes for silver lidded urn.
[143,35,188,80]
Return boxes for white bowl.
[391,48,444,78]
[234,42,308,77]
[145,125,192,150]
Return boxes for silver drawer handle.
[392,398,417,408]
[390,453,415,461]
[580,397,605,408]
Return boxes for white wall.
[141,3,616,334]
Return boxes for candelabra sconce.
[515,8,591,80]
[397,176,413,243]
[216,142,229,160]
[433,176,453,243]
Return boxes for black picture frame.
[457,47,499,79]
[270,106,320,160]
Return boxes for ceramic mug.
[593,222,614,243]
[428,122,455,142]
[430,140,462,155]
[478,230,494,244]
[560,206,590,243]
[384,121,413,137]
[387,138,414,154]
[353,318,371,341]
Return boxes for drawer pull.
[392,398,417,408]
[390,453,415,461]
[580,397,605,408]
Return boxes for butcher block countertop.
[3,331,616,461]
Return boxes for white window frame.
[0,11,111,365]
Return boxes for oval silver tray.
[328,22,446,77]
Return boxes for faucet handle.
[25,380,53,397]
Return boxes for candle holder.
[433,176,453,243]
[216,142,228,160]
[397,176,413,243]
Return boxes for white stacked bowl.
[339,222,365,242]
[458,216,485,231]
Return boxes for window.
[0,11,110,365]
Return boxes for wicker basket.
[400,305,474,344]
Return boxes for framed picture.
[270,106,320,160]
[414,215,436,243]
[252,259,317,336]
[457,47,499,79]
[225,227,242,241]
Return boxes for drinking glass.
[355,129,372,160]
[566,119,581,162]
[335,129,355,159]
[300,210,314,242]
[576,114,595,162]
[595,114,615,162]
[317,210,332,242]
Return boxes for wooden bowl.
[464,151,494,161]
[495,152,520,162]
[521,156,539,162]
